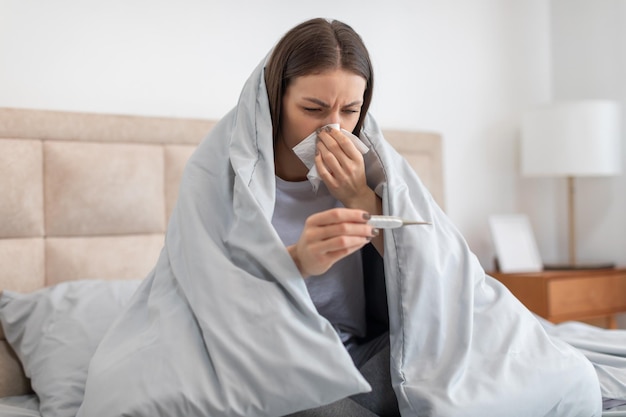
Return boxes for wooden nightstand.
[489,268,626,329]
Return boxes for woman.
[79,17,602,417]
[265,18,399,416]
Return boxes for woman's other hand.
[287,208,378,278]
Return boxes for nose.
[325,111,341,127]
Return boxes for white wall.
[520,0,626,267]
[548,0,626,326]
[0,0,553,270]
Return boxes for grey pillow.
[0,279,142,417]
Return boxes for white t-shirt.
[271,176,366,342]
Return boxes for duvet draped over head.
[76,57,602,417]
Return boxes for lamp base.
[543,262,615,271]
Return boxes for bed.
[0,107,445,416]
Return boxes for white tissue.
[292,124,369,192]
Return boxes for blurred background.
[1,0,624,271]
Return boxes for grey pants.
[286,333,400,417]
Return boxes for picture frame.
[489,214,543,273]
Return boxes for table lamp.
[521,100,622,269]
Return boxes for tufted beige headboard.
[0,108,215,294]
[0,107,443,396]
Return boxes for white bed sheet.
[605,406,626,417]
[1,394,626,417]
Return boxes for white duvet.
[77,57,602,417]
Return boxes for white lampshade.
[521,100,622,177]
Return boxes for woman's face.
[279,69,367,149]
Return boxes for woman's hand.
[287,208,378,278]
[315,127,369,208]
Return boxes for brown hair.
[265,18,374,141]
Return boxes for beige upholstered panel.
[0,341,30,396]
[0,107,212,145]
[164,145,196,221]
[0,139,43,238]
[384,130,445,210]
[45,235,164,285]
[44,142,165,236]
[0,239,44,292]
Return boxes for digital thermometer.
[367,215,431,229]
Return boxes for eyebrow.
[303,97,363,108]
